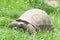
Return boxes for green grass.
[0,0,60,40]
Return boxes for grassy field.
[0,0,60,40]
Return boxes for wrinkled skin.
[8,21,36,35]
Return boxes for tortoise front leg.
[26,24,36,36]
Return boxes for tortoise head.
[8,21,27,28]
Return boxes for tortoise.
[8,9,54,35]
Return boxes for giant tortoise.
[8,9,54,35]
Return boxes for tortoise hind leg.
[49,24,54,31]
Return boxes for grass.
[0,0,60,40]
